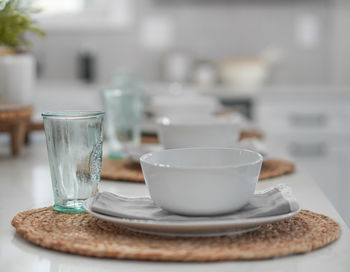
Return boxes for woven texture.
[259,159,295,180]
[101,159,144,182]
[140,129,263,145]
[239,129,263,140]
[101,158,295,182]
[12,208,340,262]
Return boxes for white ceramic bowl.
[157,115,240,149]
[140,148,263,216]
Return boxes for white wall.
[30,0,350,85]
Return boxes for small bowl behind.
[140,148,263,216]
[150,95,220,118]
[157,115,241,149]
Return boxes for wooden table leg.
[10,122,27,156]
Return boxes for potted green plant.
[0,0,44,104]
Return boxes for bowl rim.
[140,147,263,170]
[156,116,241,127]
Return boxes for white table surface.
[0,139,349,272]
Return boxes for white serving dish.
[219,57,267,91]
[149,95,220,118]
[83,197,299,237]
[140,148,263,216]
[157,115,240,149]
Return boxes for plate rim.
[83,197,301,228]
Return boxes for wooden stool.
[0,104,34,156]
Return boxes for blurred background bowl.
[157,114,241,149]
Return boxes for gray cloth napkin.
[91,184,299,222]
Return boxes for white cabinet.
[256,92,350,135]
[255,91,350,226]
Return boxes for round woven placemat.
[239,129,263,140]
[100,158,295,182]
[259,159,295,180]
[140,129,263,145]
[12,208,340,262]
[101,158,144,182]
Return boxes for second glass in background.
[102,88,144,158]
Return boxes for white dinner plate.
[83,198,300,237]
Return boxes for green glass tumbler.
[102,89,143,158]
[42,111,104,213]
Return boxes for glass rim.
[42,111,105,119]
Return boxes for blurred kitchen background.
[1,0,350,225]
[29,0,350,85]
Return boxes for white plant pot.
[0,54,35,104]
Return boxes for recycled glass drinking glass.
[42,111,104,213]
[102,89,143,158]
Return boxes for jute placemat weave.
[100,158,295,182]
[101,159,144,182]
[259,159,295,180]
[12,208,340,262]
[239,129,263,140]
